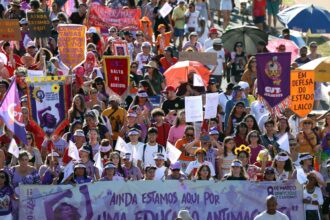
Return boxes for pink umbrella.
[266,38,299,63]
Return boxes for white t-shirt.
[254,211,289,220]
[218,92,232,112]
[185,11,200,29]
[155,166,167,180]
[185,160,216,177]
[138,143,167,168]
[204,38,214,51]
[205,47,225,75]
[251,100,269,123]
[303,186,324,211]
[128,142,144,166]
[135,52,153,72]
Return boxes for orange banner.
[57,24,86,69]
[290,70,315,117]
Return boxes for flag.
[115,136,130,153]
[0,79,27,144]
[296,167,308,184]
[166,141,182,164]
[94,151,103,177]
[68,141,80,161]
[277,133,290,154]
[61,161,74,183]
[8,139,19,158]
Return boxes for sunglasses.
[238,155,247,159]
[131,66,137,68]
[27,137,32,140]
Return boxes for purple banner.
[257,52,291,107]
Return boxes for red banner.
[87,3,141,31]
[103,56,130,96]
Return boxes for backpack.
[142,143,164,163]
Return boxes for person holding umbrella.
[227,42,248,83]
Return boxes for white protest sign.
[115,136,131,153]
[159,2,172,18]
[277,133,290,154]
[8,139,19,158]
[193,74,204,87]
[166,141,182,163]
[27,70,44,77]
[204,93,219,119]
[68,141,80,161]
[61,161,74,183]
[185,96,203,122]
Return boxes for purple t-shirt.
[0,186,14,216]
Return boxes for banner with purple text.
[26,76,69,136]
[257,52,291,108]
[19,181,304,220]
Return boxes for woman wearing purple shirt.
[73,163,92,184]
[0,169,16,219]
[39,152,61,185]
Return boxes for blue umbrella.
[277,4,330,33]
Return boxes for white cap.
[238,81,249,89]
[26,41,36,49]
[86,27,97,34]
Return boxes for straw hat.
[299,117,316,128]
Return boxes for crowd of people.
[0,0,329,219]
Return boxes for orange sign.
[290,70,315,117]
[0,19,22,41]
[57,24,86,68]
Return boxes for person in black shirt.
[161,86,184,114]
[4,0,26,20]
[69,3,87,24]
[222,159,248,180]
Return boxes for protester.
[254,195,289,220]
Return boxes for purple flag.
[257,52,291,108]
[0,79,27,144]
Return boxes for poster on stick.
[57,24,86,69]
[0,19,21,41]
[290,70,315,117]
[27,12,51,39]
[87,3,141,31]
[103,56,130,96]
[256,52,291,108]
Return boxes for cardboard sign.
[57,24,86,69]
[204,93,219,119]
[103,56,130,96]
[27,12,51,39]
[290,70,315,117]
[87,3,141,31]
[185,96,203,122]
[0,19,21,41]
[179,52,217,65]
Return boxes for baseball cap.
[213,38,223,45]
[209,127,219,135]
[122,153,132,160]
[200,135,211,142]
[154,153,165,160]
[162,86,176,94]
[137,89,148,98]
[73,129,85,137]
[233,85,243,91]
[145,164,157,171]
[226,83,235,90]
[231,160,243,167]
[47,152,60,157]
[104,162,116,169]
[170,162,181,170]
[74,163,86,169]
[127,112,137,118]
[19,18,28,25]
[238,81,249,89]
[26,41,36,48]
[86,27,97,34]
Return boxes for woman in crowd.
[11,133,42,169]
[87,128,100,156]
[68,94,86,123]
[297,117,319,156]
[168,110,187,145]
[73,163,92,184]
[39,152,61,185]
[322,113,330,138]
[79,146,99,180]
[272,152,294,180]
[109,152,127,179]
[246,130,264,164]
[0,169,15,219]
[243,114,261,134]
[222,159,248,180]
[228,42,247,83]
[262,167,276,181]
[100,162,124,181]
[241,56,257,91]
[86,87,106,111]
[129,89,153,112]
[276,116,291,139]
[226,102,247,136]
[92,77,109,106]
[219,136,236,178]
[195,164,213,180]
[233,122,249,147]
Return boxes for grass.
[281,0,330,56]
